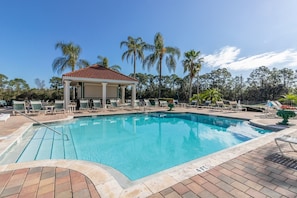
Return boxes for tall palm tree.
[120,36,147,78]
[52,42,88,73]
[97,55,121,72]
[143,32,180,98]
[183,50,204,101]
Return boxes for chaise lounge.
[275,135,297,156]
[0,114,10,122]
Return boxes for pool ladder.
[13,110,69,141]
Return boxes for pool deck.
[0,106,297,197]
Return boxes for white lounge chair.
[144,99,154,110]
[88,99,102,112]
[159,100,168,107]
[259,101,277,118]
[270,101,282,110]
[107,99,122,111]
[29,100,44,114]
[275,135,297,156]
[229,101,247,112]
[186,100,197,108]
[275,101,283,108]
[197,101,212,109]
[0,114,10,122]
[12,100,27,115]
[79,100,89,111]
[132,99,142,111]
[213,101,229,111]
[53,100,65,114]
[93,100,102,109]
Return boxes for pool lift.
[14,110,69,141]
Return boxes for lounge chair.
[270,101,282,110]
[0,114,10,122]
[262,100,280,118]
[275,135,297,156]
[197,100,211,109]
[133,99,142,110]
[173,100,178,105]
[144,99,154,110]
[93,99,102,109]
[88,99,102,112]
[186,100,197,108]
[29,101,44,114]
[53,100,65,114]
[229,101,247,112]
[275,101,283,108]
[79,100,89,111]
[214,101,229,111]
[12,100,27,115]
[159,100,168,107]
[107,99,122,111]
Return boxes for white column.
[63,80,71,110]
[131,84,136,107]
[102,82,107,108]
[121,85,126,104]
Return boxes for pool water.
[9,113,272,180]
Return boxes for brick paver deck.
[149,142,297,198]
[0,167,100,198]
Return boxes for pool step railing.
[13,110,69,141]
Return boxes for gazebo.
[62,64,138,110]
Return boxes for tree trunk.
[158,59,162,99]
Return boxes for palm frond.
[52,57,68,74]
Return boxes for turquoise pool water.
[12,113,271,180]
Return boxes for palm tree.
[52,42,88,73]
[97,55,121,72]
[183,50,203,101]
[144,32,180,98]
[120,36,147,78]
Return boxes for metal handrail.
[14,110,69,141]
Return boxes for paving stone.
[186,182,205,195]
[260,186,283,197]
[274,186,297,197]
[172,183,189,195]
[147,193,164,198]
[160,187,174,196]
[164,191,182,198]
[230,181,249,192]
[181,191,199,198]
[246,188,267,198]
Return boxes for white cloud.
[203,46,297,71]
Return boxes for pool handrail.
[13,110,69,141]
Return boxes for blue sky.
[1,0,297,88]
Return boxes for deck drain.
[265,153,297,170]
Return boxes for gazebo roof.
[62,64,138,84]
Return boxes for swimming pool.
[1,112,272,181]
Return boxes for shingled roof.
[62,64,137,83]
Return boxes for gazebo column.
[121,85,126,104]
[102,82,107,108]
[63,80,71,110]
[131,84,136,107]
